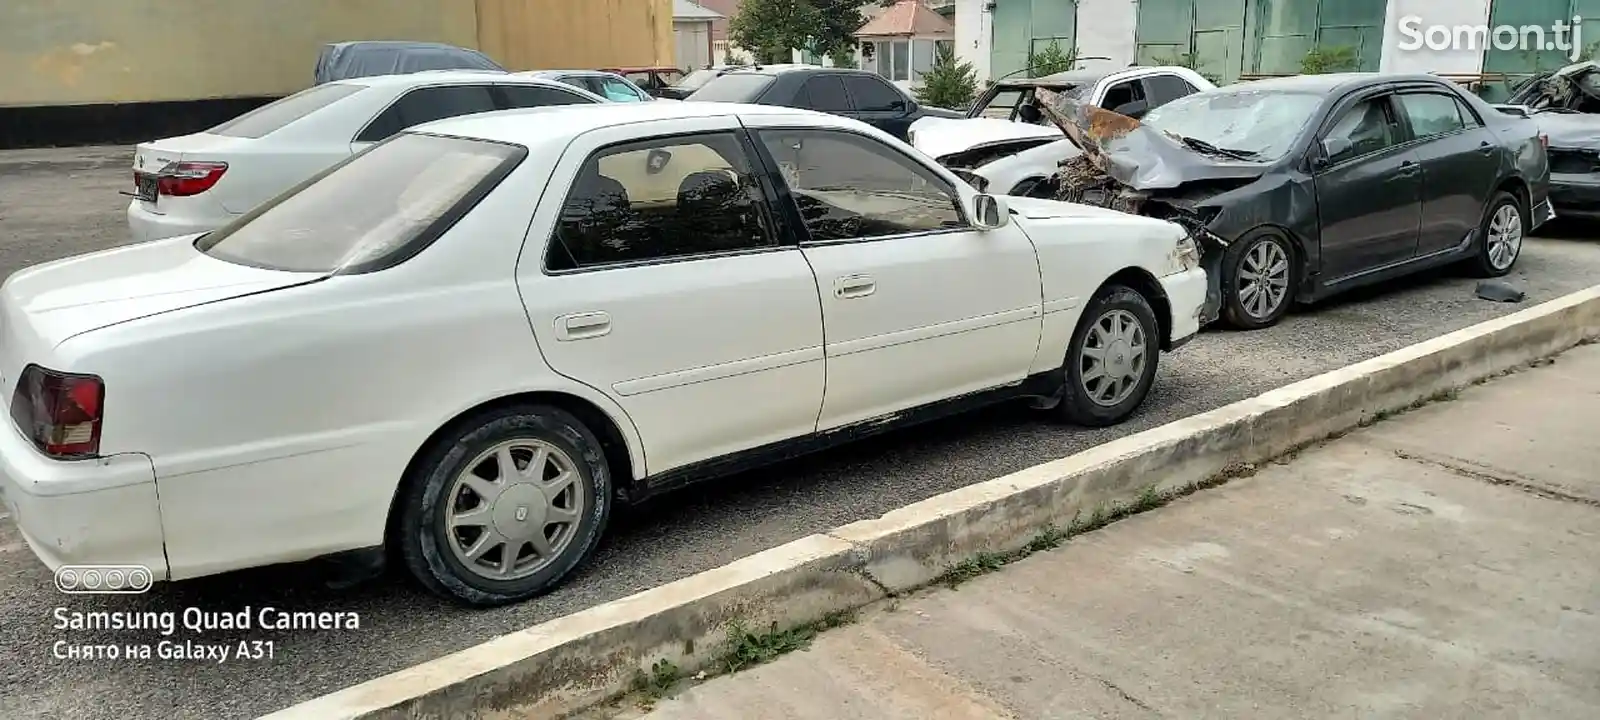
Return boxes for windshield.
[197,133,523,273]
[676,69,721,90]
[1139,88,1322,161]
[687,73,777,102]
[209,83,364,138]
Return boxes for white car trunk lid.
[1,235,320,357]
[131,133,249,208]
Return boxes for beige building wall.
[2,0,673,108]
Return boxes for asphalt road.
[3,146,1600,720]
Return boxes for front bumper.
[0,421,168,579]
[1159,266,1208,350]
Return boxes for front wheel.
[1467,191,1524,278]
[1057,285,1161,427]
[1219,230,1296,330]
[396,405,612,607]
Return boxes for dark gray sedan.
[1047,73,1554,330]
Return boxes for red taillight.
[1540,133,1549,148]
[156,161,228,197]
[9,365,104,458]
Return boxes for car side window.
[357,85,497,143]
[596,76,647,102]
[546,132,775,270]
[500,85,595,109]
[1141,74,1199,107]
[756,129,966,242]
[1323,97,1399,164]
[844,75,905,111]
[1396,93,1469,140]
[625,71,657,89]
[1100,79,1145,112]
[801,76,852,112]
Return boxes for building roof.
[856,0,953,38]
[674,0,724,21]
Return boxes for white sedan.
[126,71,605,242]
[4,102,1206,606]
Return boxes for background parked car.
[1501,60,1600,220]
[606,66,688,97]
[1034,73,1553,330]
[13,101,1205,608]
[312,41,506,84]
[686,65,963,142]
[127,73,604,242]
[519,70,659,102]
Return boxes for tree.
[916,43,978,110]
[1026,41,1077,76]
[728,0,865,65]
[1156,51,1223,85]
[1299,45,1358,74]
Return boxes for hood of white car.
[2,235,321,349]
[911,117,1063,159]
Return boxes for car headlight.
[1174,234,1201,272]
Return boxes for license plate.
[134,173,158,203]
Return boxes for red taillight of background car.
[1539,133,1549,149]
[156,161,228,197]
[9,364,104,458]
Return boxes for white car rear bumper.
[0,421,169,580]
[1159,266,1208,348]
[126,200,226,243]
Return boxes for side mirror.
[972,193,1010,230]
[1111,100,1149,119]
[889,99,908,112]
[1319,136,1351,163]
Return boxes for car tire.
[1219,229,1297,331]
[1057,285,1161,427]
[1467,191,1524,278]
[396,404,611,607]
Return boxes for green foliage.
[915,43,978,109]
[730,0,865,64]
[1026,41,1077,77]
[1156,51,1222,85]
[1299,45,1358,74]
[829,46,858,69]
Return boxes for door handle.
[1477,141,1495,154]
[834,274,876,299]
[555,311,611,340]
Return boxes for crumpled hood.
[1531,111,1600,149]
[910,116,1062,158]
[1035,89,1270,191]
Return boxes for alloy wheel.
[443,439,586,581]
[1238,239,1290,320]
[1079,308,1148,407]
[1487,203,1523,270]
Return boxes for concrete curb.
[260,284,1600,720]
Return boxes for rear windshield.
[209,83,365,139]
[196,133,523,273]
[675,69,721,90]
[688,73,776,102]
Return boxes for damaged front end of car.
[1026,90,1288,327]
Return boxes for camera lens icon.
[56,565,155,594]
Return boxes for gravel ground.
[2,147,1599,720]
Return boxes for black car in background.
[1050,73,1553,330]
[685,66,964,141]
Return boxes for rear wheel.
[1219,230,1296,330]
[1057,285,1161,427]
[397,405,611,607]
[1467,191,1524,277]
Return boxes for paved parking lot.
[3,146,1600,720]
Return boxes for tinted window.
[1141,74,1199,107]
[1396,93,1468,139]
[210,83,365,139]
[197,134,520,273]
[500,84,594,109]
[757,129,964,241]
[676,68,721,91]
[1100,79,1146,113]
[976,89,1024,119]
[1324,97,1399,164]
[357,85,497,143]
[688,73,777,101]
[624,71,658,88]
[844,75,904,111]
[547,133,774,270]
[802,76,852,112]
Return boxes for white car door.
[743,121,1044,431]
[518,116,826,475]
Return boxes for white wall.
[1075,0,1139,71]
[1381,0,1493,75]
[956,0,990,80]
